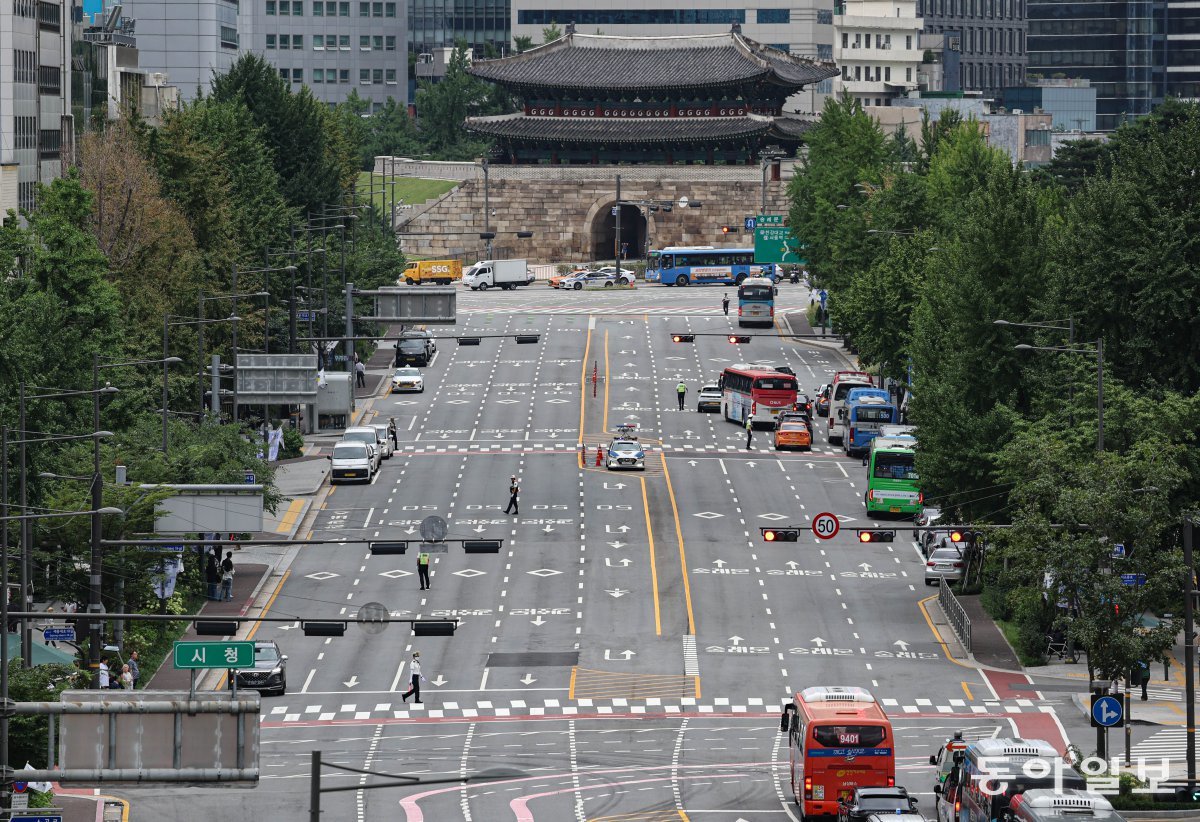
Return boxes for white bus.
[1005,790,1124,822]
[960,739,1087,822]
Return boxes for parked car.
[815,384,831,417]
[839,787,919,822]
[696,384,722,413]
[924,545,965,586]
[605,437,646,470]
[328,441,374,484]
[341,427,382,474]
[368,423,394,459]
[229,640,287,696]
[391,366,424,393]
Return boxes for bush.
[980,580,1013,621]
[281,426,304,459]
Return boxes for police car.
[605,426,646,471]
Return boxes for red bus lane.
[980,669,1069,751]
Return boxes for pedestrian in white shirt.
[401,651,423,703]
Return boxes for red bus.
[779,686,896,817]
[719,365,799,428]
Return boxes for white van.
[341,426,382,474]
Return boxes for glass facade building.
[409,0,510,56]
[917,0,1027,96]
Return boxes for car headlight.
[635,452,645,459]
[271,667,283,675]
[607,451,616,458]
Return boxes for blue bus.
[647,247,777,286]
[841,388,897,456]
[737,277,776,327]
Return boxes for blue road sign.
[1091,695,1123,727]
[41,626,76,642]
[13,781,27,792]
[297,310,312,321]
[1120,573,1146,586]
[1111,543,1126,559]
[744,217,757,231]
[819,289,828,307]
[244,471,256,484]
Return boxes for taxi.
[773,419,812,451]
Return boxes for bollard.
[595,446,603,466]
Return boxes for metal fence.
[937,581,972,655]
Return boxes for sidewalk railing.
[938,582,972,655]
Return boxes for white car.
[341,427,382,474]
[605,438,646,470]
[368,423,394,459]
[696,384,722,413]
[591,266,636,284]
[391,367,424,393]
[328,441,373,484]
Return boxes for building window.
[313,0,323,13]
[906,34,912,49]
[817,43,833,59]
[326,1,337,12]
[37,0,61,31]
[221,26,239,46]
[360,34,370,49]
[19,182,36,212]
[842,32,848,48]
[16,116,37,149]
[373,1,383,15]
[884,66,891,80]
[339,0,349,14]
[854,65,861,79]
[386,35,396,50]
[279,0,289,12]
[292,68,303,83]
[266,33,277,48]
[340,68,350,83]
[266,0,276,13]
[278,33,289,48]
[373,35,383,49]
[339,34,350,49]
[313,69,324,83]
[280,67,290,79]
[359,1,368,13]
[906,66,912,81]
[360,68,371,83]
[818,9,833,23]
[372,68,383,83]
[517,8,746,24]
[313,33,324,48]
[757,8,790,23]
[385,1,396,15]
[38,64,61,95]
[292,0,303,13]
[386,68,397,83]
[15,51,36,84]
[292,34,303,48]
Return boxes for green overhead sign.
[173,640,255,669]
[753,215,806,265]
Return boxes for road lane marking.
[962,681,974,700]
[660,457,696,636]
[603,328,611,433]
[577,324,594,468]
[641,476,663,636]
[274,498,305,533]
[916,594,972,670]
[301,668,316,693]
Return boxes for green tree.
[542,22,562,43]
[352,97,424,170]
[513,35,535,53]
[414,43,501,156]
[1035,137,1106,194]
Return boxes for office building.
[119,0,239,101]
[1002,77,1096,130]
[833,0,925,105]
[1,0,71,214]
[917,0,1026,96]
[1168,2,1200,100]
[1026,0,1162,129]
[410,0,509,57]
[240,0,407,109]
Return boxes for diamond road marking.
[694,512,724,520]
[496,399,520,404]
[392,400,420,405]
[527,568,563,577]
[445,399,469,405]
[759,513,788,521]
[379,569,414,579]
[305,572,340,581]
[454,569,487,578]
[545,399,569,404]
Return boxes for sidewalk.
[143,563,271,690]
[780,309,856,364]
[956,594,1023,669]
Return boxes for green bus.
[865,436,921,516]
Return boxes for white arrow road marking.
[859,563,873,571]
[606,588,630,598]
[278,621,299,631]
[785,561,799,569]
[606,524,630,533]
[472,525,486,533]
[607,541,627,549]
[542,525,555,533]
[431,675,448,687]
[344,676,360,688]
[604,649,636,660]
[713,559,727,568]
[811,637,827,647]
[605,558,632,567]
[530,616,547,626]
[894,640,911,651]
[520,674,537,685]
[729,636,744,646]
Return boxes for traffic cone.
[595,446,603,466]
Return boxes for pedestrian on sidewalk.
[418,551,431,590]
[401,651,423,703]
[504,476,520,515]
[355,358,366,388]
[220,551,235,601]
[388,418,398,450]
[205,552,220,601]
[722,293,730,316]
[129,651,140,688]
[745,415,754,450]
[676,381,687,411]
[99,659,111,689]
[119,663,134,690]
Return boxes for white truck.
[462,259,533,291]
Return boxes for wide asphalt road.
[125,283,1069,821]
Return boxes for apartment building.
[1,0,71,214]
[833,0,925,105]
[918,0,1026,96]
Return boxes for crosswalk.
[1132,728,1195,761]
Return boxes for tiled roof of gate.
[468,32,838,92]
[465,113,820,143]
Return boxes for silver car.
[368,423,394,459]
[696,384,722,412]
[605,438,646,470]
[924,546,964,586]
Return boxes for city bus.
[647,247,777,286]
[737,276,776,327]
[719,365,799,428]
[960,739,1087,822]
[827,371,875,444]
[779,686,896,818]
[1005,790,1124,822]
[842,388,898,456]
[865,436,922,516]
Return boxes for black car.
[230,640,288,696]
[774,410,811,431]
[839,787,918,822]
[395,335,435,367]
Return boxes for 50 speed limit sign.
[812,512,840,540]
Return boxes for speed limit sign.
[812,512,840,540]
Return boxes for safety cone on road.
[595,446,603,466]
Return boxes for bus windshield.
[755,377,796,391]
[873,452,917,480]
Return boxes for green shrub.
[281,427,304,459]
[980,581,1012,621]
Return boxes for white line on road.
[389,660,407,692]
[300,668,316,694]
[836,462,848,478]
[479,667,490,691]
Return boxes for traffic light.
[856,529,895,543]
[721,225,739,235]
[948,530,963,544]
[762,527,800,542]
[728,335,751,344]
[672,333,695,343]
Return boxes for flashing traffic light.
[856,529,896,543]
[728,335,751,344]
[762,527,800,542]
[721,225,739,235]
[672,333,696,343]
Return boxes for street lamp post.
[165,313,240,435]
[994,317,1076,425]
[1014,338,1104,451]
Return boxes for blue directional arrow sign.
[41,626,76,642]
[1120,573,1146,586]
[1091,694,1124,727]
[744,217,757,231]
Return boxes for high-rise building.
[240,0,407,109]
[1026,0,1162,130]
[0,0,71,214]
[119,0,240,101]
[833,0,925,105]
[917,0,1026,96]
[1168,2,1200,100]
[410,0,510,57]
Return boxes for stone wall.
[397,176,793,263]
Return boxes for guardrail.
[937,581,972,655]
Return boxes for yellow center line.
[215,569,291,690]
[569,666,579,700]
[578,326,593,468]
[602,329,611,434]
[641,476,663,636]
[659,457,696,636]
[961,681,974,701]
